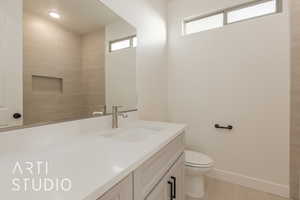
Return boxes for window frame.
[109,35,137,52]
[184,11,225,35]
[225,0,282,25]
[183,0,282,35]
[132,36,137,48]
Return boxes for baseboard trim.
[207,168,290,198]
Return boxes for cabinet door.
[145,154,185,200]
[97,175,133,200]
[145,175,170,200]
[134,134,185,200]
[168,154,185,200]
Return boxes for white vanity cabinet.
[96,133,185,200]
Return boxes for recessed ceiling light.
[49,11,61,19]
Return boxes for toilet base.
[185,174,205,199]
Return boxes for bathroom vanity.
[97,133,184,200]
[0,116,186,200]
[87,121,186,200]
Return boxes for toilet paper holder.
[214,124,233,130]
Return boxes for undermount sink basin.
[100,127,162,142]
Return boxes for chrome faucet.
[112,106,128,129]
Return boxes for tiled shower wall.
[81,30,106,117]
[23,12,105,125]
[23,12,83,124]
[291,0,300,199]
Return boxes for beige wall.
[23,13,106,124]
[168,0,290,197]
[23,12,84,125]
[81,29,106,116]
[291,0,300,199]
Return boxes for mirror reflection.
[0,0,137,129]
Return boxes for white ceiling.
[24,0,124,35]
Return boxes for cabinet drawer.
[97,174,133,200]
[134,133,185,200]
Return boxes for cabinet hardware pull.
[168,181,173,200]
[171,176,176,199]
[214,124,233,130]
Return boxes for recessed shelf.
[32,75,63,94]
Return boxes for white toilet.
[185,150,214,200]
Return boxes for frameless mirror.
[0,0,137,130]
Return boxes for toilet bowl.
[185,150,214,200]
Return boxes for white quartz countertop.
[0,120,186,200]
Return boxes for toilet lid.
[185,150,214,167]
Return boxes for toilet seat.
[185,150,214,168]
